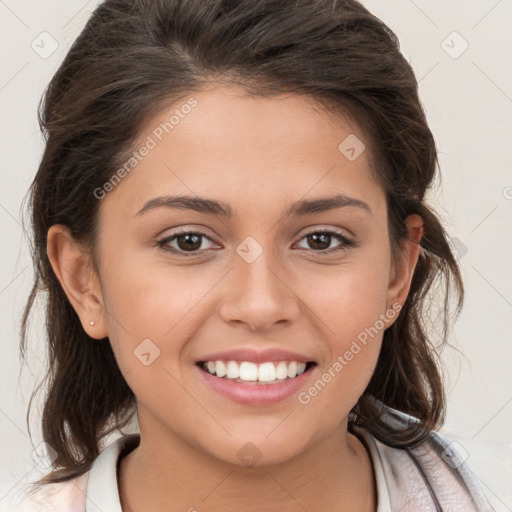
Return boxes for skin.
[47,84,423,512]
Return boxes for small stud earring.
[89,321,95,326]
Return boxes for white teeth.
[275,361,288,380]
[258,362,276,382]
[215,361,227,378]
[201,360,312,383]
[226,361,239,379]
[240,362,258,381]
[287,361,298,378]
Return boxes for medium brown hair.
[20,0,464,486]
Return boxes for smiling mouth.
[196,360,317,385]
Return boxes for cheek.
[297,283,387,421]
[100,249,209,334]
[97,252,230,392]
[299,246,391,393]
[305,247,392,340]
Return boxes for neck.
[118,416,376,512]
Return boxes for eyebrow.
[135,193,372,218]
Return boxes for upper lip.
[196,348,315,364]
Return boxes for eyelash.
[156,228,357,257]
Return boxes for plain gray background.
[0,0,511,510]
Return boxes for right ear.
[46,225,108,339]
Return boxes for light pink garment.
[12,472,89,512]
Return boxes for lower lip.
[196,364,316,406]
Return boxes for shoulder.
[10,433,140,512]
[353,404,496,512]
[10,472,89,512]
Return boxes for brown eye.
[306,232,332,250]
[157,230,219,256]
[296,230,356,254]
[175,233,202,251]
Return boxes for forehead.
[101,84,384,218]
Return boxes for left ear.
[386,214,424,309]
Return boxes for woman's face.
[80,85,418,466]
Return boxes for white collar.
[85,433,139,511]
[353,427,393,512]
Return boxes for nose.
[217,245,300,332]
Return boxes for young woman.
[16,0,494,510]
